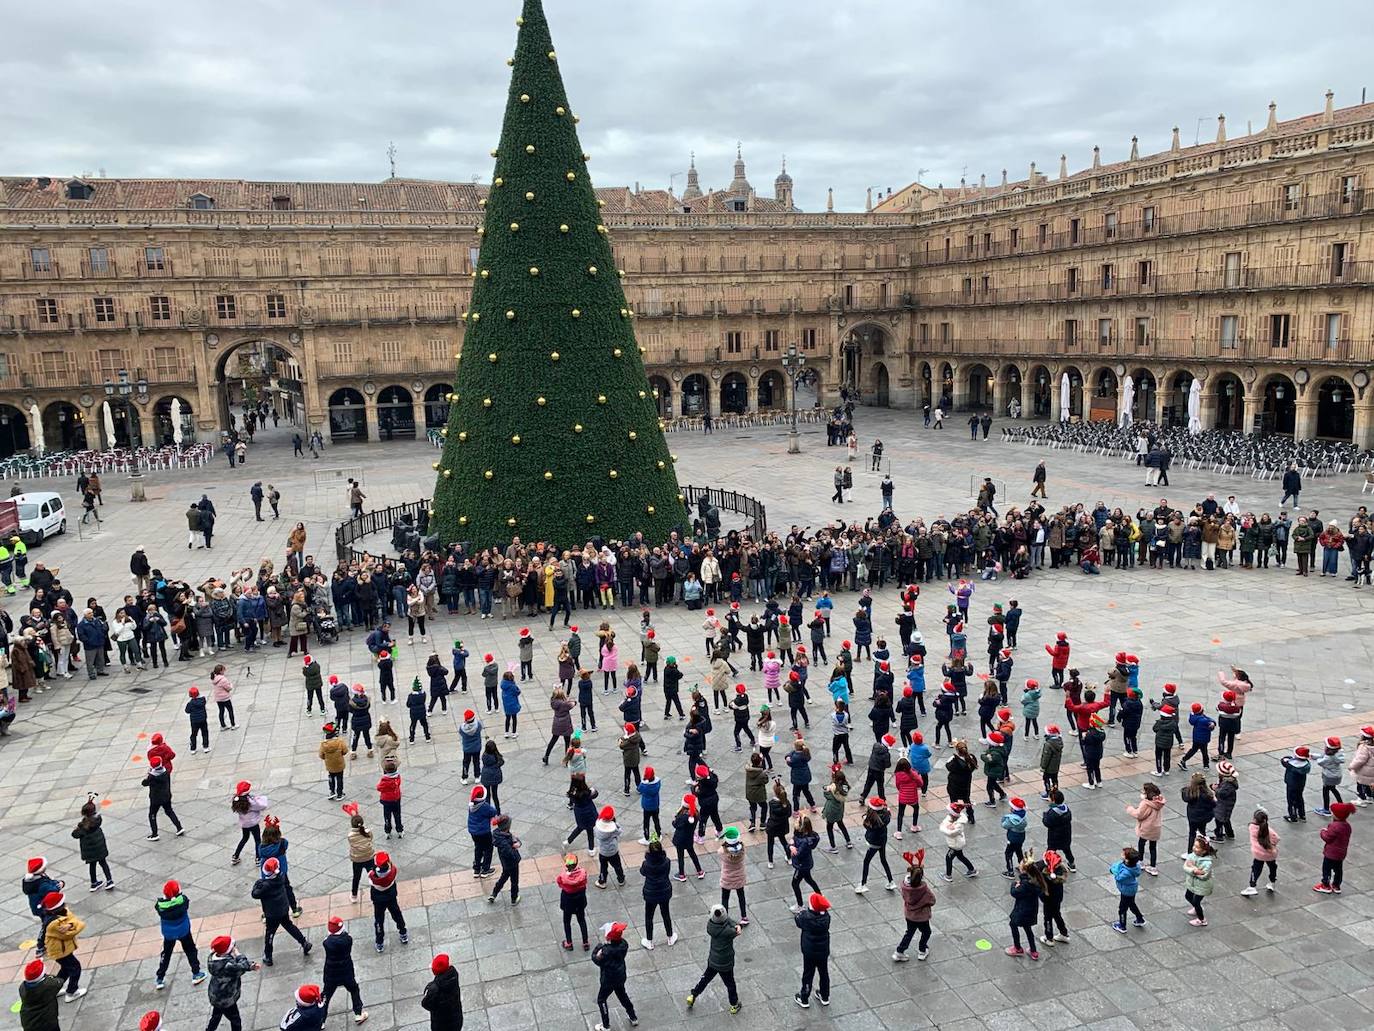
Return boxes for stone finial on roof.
[826,186,834,212]
[979,173,986,189]
[728,143,751,194]
[865,186,873,211]
[1001,169,1008,187]
[1058,154,1067,180]
[0,178,7,206]
[1266,102,1278,132]
[1171,126,1180,153]
[1129,136,1139,161]
[1092,146,1101,170]
[1324,90,1335,123]
[1028,161,1036,182]
[1216,114,1226,144]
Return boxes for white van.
[12,492,66,546]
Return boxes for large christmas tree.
[431,0,685,548]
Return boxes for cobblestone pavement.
[5,411,1374,1031]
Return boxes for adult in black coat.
[421,954,463,1031]
[321,920,366,1021]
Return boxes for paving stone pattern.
[4,412,1374,1031]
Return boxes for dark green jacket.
[705,911,738,969]
[19,975,61,1031]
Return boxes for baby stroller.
[312,604,339,645]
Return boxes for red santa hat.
[779,615,789,625]
[1046,724,1060,734]
[1222,690,1236,702]
[706,608,715,616]
[953,622,964,633]
[911,731,924,744]
[327,916,344,934]
[999,648,1011,658]
[1191,702,1203,714]
[623,722,637,735]
[1160,706,1176,716]
[188,686,200,697]
[880,660,890,671]
[867,796,887,810]
[295,984,322,1007]
[625,687,637,698]
[604,922,628,942]
[997,707,1011,721]
[352,683,366,694]
[1025,678,1039,689]
[1162,683,1178,695]
[735,683,747,695]
[643,766,655,780]
[988,732,1005,745]
[1327,736,1342,749]
[1009,797,1026,812]
[1331,801,1357,820]
[1056,631,1067,641]
[646,629,655,639]
[910,654,922,665]
[796,645,807,654]
[151,733,164,745]
[882,734,897,747]
[947,802,964,816]
[140,1012,162,1031]
[842,639,852,649]
[463,709,475,720]
[808,892,831,912]
[766,651,775,659]
[470,785,486,802]
[431,953,451,975]
[599,806,615,821]
[1294,746,1311,758]
[570,625,579,632]
[328,675,339,685]
[1126,654,1139,664]
[23,959,44,981]
[304,654,313,665]
[341,802,360,818]
[1115,651,1128,663]
[1362,725,1374,739]
[42,891,64,910]
[162,879,180,898]
[374,851,391,868]
[695,763,710,778]
[26,857,46,875]
[903,686,913,697]
[1043,850,1062,873]
[263,858,280,875]
[730,601,741,610]
[148,756,163,768]
[210,935,235,956]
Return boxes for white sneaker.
[641,937,655,951]
[892,951,909,962]
[355,1013,369,1025]
[1240,886,1258,896]
[893,830,903,840]
[854,884,869,894]
[1266,882,1276,892]
[667,932,678,946]
[63,989,87,1003]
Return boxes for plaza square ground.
[4,409,1374,1031]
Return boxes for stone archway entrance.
[1316,376,1355,440]
[0,404,33,458]
[328,387,367,442]
[213,338,305,430]
[1261,374,1296,435]
[872,362,891,407]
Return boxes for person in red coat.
[147,733,176,772]
[1044,633,1070,688]
[1314,801,1354,894]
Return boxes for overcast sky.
[3,0,1371,211]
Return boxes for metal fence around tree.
[334,485,766,563]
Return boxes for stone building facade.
[1,98,1372,454]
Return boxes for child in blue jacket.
[406,679,430,742]
[467,785,497,876]
[1110,847,1145,932]
[1281,746,1311,821]
[1000,797,1028,877]
[449,641,469,694]
[636,766,662,842]
[1179,702,1216,770]
[185,685,210,753]
[500,670,522,738]
[905,658,926,716]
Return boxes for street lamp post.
[781,343,807,454]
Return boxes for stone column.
[137,404,157,447]
[1241,392,1261,433]
[708,378,722,418]
[1353,392,1374,450]
[1198,389,1219,431]
[364,397,380,442]
[1048,385,1062,424]
[412,396,427,437]
[1292,398,1319,441]
[746,376,758,414]
[948,362,966,410]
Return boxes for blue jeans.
[1322,548,1340,575]
[478,588,493,615]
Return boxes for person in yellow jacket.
[318,722,348,801]
[11,535,27,588]
[0,539,12,594]
[40,891,87,1003]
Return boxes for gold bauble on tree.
[536,396,547,406]
[484,470,494,480]
[510,435,521,445]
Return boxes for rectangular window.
[1097,319,1112,345]
[96,349,123,378]
[1223,251,1242,289]
[801,328,817,350]
[375,292,398,314]
[943,238,951,260]
[1282,183,1301,211]
[149,295,171,321]
[1066,267,1079,293]
[1332,242,1348,279]
[378,339,401,363]
[207,247,234,276]
[191,195,214,210]
[1340,175,1359,204]
[1137,260,1153,287]
[332,340,353,363]
[29,247,51,272]
[1326,313,1343,350]
[266,293,287,319]
[215,294,237,321]
[763,329,779,352]
[843,284,854,307]
[144,246,166,271]
[152,347,178,378]
[1063,319,1078,346]
[918,323,930,347]
[1220,315,1238,349]
[427,337,450,362]
[1134,317,1150,348]
[1100,263,1114,289]
[980,275,990,294]
[88,247,109,274]
[724,331,743,354]
[1010,227,1020,249]
[1269,313,1290,348]
[1105,212,1117,239]
[1142,206,1156,232]
[93,297,116,323]
[40,351,66,378]
[35,298,59,324]
[965,234,974,255]
[982,232,992,253]
[1069,218,1081,244]
[940,322,952,346]
[961,277,973,297]
[1037,223,1048,246]
[328,293,349,316]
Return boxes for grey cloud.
[1,0,1369,210]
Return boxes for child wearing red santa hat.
[1313,801,1355,894]
[280,983,326,1031]
[793,892,831,1008]
[591,921,637,1030]
[855,797,895,893]
[321,916,367,1024]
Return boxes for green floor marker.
[12,1000,23,1014]
[975,938,993,951]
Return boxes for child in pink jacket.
[762,651,783,704]
[210,664,236,730]
[1241,807,1279,895]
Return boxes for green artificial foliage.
[431,0,685,548]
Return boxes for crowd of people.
[9,417,1374,1031]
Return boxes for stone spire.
[1171,126,1180,153]
[1058,154,1068,180]
[1129,136,1139,161]
[1000,169,1007,187]
[1324,90,1335,123]
[1092,146,1100,170]
[826,186,833,212]
[682,151,702,201]
[865,186,873,211]
[773,155,793,208]
[979,173,986,189]
[1266,102,1278,132]
[1029,161,1037,183]
[728,142,751,195]
[1216,114,1226,144]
